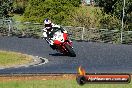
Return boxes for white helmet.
[44,18,52,29]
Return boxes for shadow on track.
[49,53,68,56]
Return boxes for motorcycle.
[47,28,76,57]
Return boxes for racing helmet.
[44,18,52,29]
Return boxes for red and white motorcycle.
[50,29,76,57]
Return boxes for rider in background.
[43,18,67,50]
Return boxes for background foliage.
[23,0,81,25]
[95,0,132,31]
[1,0,131,30]
[13,0,28,14]
[0,0,13,18]
[0,0,132,44]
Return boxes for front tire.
[64,44,76,57]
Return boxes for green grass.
[12,14,24,22]
[0,50,32,67]
[0,80,131,88]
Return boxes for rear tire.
[64,44,76,57]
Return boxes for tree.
[112,0,132,30]
[23,0,81,25]
[94,0,118,14]
[13,0,28,14]
[95,0,132,30]
[0,0,13,18]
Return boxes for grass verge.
[0,50,33,67]
[0,74,131,88]
[0,79,131,88]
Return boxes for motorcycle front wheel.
[64,44,76,57]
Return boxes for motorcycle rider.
[43,18,68,50]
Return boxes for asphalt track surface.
[0,37,132,74]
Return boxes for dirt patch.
[0,74,77,82]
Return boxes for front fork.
[63,41,73,51]
[64,40,73,48]
[45,37,54,45]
